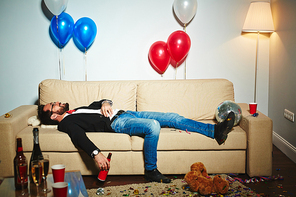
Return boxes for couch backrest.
[136,79,234,120]
[39,79,138,111]
[39,79,234,120]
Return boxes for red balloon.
[170,54,188,68]
[148,41,171,75]
[167,30,191,63]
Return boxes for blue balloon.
[50,12,74,47]
[73,17,97,51]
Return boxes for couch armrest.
[238,103,273,177]
[0,105,37,177]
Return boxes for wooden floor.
[83,145,296,196]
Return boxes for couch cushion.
[131,126,247,151]
[136,79,234,120]
[39,79,137,111]
[18,124,246,153]
[18,126,132,152]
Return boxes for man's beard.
[57,103,70,115]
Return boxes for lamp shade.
[242,2,274,33]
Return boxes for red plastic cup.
[52,182,68,197]
[51,164,65,183]
[249,103,257,114]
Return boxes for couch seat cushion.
[131,126,246,151]
[18,127,132,152]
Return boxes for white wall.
[270,0,296,162]
[0,0,270,116]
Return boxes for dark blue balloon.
[50,12,74,47]
[73,17,97,51]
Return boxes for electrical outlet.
[284,109,295,122]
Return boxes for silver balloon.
[173,0,198,25]
[215,100,242,126]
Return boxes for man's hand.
[101,102,113,117]
[94,152,110,171]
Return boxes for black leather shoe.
[214,111,235,145]
[144,169,171,183]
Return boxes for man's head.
[38,102,69,125]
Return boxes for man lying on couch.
[38,99,235,183]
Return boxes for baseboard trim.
[273,131,296,164]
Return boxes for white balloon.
[44,0,69,16]
[173,0,197,25]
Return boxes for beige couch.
[0,79,273,178]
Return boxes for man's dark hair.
[37,105,59,125]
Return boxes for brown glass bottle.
[14,138,28,190]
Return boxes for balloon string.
[56,15,58,33]
[56,15,61,48]
[62,48,65,78]
[184,59,187,79]
[175,63,178,79]
[84,48,87,81]
[58,48,65,80]
[184,24,187,79]
[58,48,61,80]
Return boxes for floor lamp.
[242,2,274,103]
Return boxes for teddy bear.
[213,174,229,194]
[190,162,209,177]
[184,162,229,196]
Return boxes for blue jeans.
[111,111,215,171]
